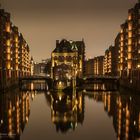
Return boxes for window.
[121,42,124,46]
[128,61,132,69]
[6,23,10,32]
[128,31,132,38]
[128,46,132,52]
[128,23,132,30]
[128,13,132,20]
[128,39,132,45]
[128,53,132,59]
[121,35,123,41]
[6,40,10,46]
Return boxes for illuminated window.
[120,58,123,63]
[120,53,123,58]
[120,47,123,52]
[6,40,10,46]
[128,62,132,69]
[7,62,11,69]
[128,14,132,20]
[120,65,123,70]
[121,42,123,46]
[128,46,132,52]
[16,54,18,58]
[128,53,132,59]
[121,35,123,41]
[128,24,132,30]
[6,23,10,32]
[15,36,18,42]
[7,54,11,60]
[16,49,18,53]
[7,48,10,53]
[128,32,132,38]
[128,39,132,45]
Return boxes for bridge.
[19,75,53,90]
[18,75,120,91]
[82,75,120,83]
[80,75,120,91]
[19,75,52,81]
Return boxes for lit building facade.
[51,39,85,81]
[30,57,34,76]
[93,56,104,75]
[85,56,104,76]
[85,58,94,76]
[19,34,31,77]
[45,59,51,77]
[102,1,140,85]
[104,46,118,76]
[0,9,31,88]
[116,1,140,87]
[114,33,121,76]
[0,9,11,87]
[119,22,129,78]
[34,62,47,76]
[11,26,19,80]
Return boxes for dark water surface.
[0,85,140,140]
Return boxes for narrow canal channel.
[0,83,139,140]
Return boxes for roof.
[53,39,73,53]
[53,39,85,54]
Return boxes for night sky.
[1,0,138,61]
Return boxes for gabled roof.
[53,39,85,54]
[53,39,73,53]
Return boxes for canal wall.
[120,79,140,92]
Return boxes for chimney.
[56,40,59,47]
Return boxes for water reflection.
[84,82,118,91]
[0,89,31,139]
[85,91,140,140]
[45,89,84,133]
[0,83,140,140]
[20,81,48,91]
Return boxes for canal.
[0,83,140,140]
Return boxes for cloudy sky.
[1,0,137,61]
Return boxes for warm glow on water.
[0,86,140,140]
[21,94,116,140]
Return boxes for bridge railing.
[82,75,120,80]
[19,75,51,80]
